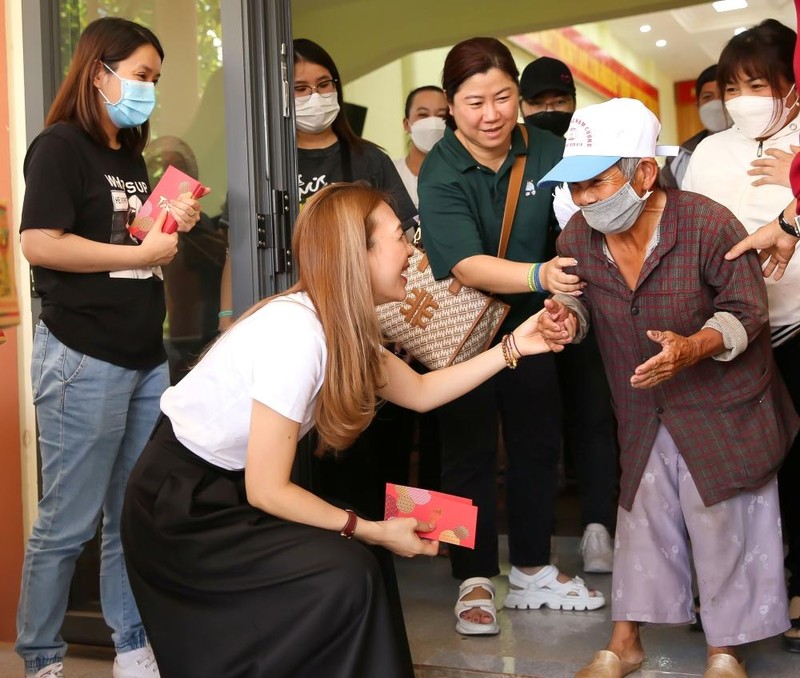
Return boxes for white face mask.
[581,181,652,235]
[295,92,340,134]
[725,85,798,139]
[698,99,729,133]
[409,117,446,153]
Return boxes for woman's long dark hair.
[293,38,367,153]
[47,17,163,155]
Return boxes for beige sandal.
[574,650,642,678]
[704,654,747,678]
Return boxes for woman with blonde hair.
[121,183,552,678]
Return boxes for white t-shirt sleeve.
[249,299,327,423]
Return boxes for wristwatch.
[339,509,358,539]
[778,209,800,238]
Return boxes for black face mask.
[524,111,573,137]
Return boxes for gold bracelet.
[506,334,518,368]
[508,332,522,361]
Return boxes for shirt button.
[655,406,664,414]
[631,307,640,316]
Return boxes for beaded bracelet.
[527,263,537,292]
[218,309,233,319]
[501,334,518,369]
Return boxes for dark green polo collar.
[438,125,528,174]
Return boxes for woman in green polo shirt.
[418,37,604,636]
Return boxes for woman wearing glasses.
[293,39,416,224]
[292,38,418,523]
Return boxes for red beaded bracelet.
[340,509,358,539]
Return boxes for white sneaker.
[580,523,613,573]
[113,646,160,678]
[31,663,64,678]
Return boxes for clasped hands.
[538,298,700,388]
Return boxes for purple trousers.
[612,424,789,647]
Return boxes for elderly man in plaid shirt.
[538,99,799,678]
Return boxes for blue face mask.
[98,62,156,128]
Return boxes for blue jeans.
[16,322,168,672]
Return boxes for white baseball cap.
[538,98,678,188]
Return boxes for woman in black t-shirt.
[16,18,199,678]
[293,39,416,225]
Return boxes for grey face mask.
[581,181,652,235]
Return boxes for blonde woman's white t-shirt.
[161,291,327,470]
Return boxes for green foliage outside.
[56,0,222,98]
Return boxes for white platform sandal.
[503,564,605,611]
[454,576,500,635]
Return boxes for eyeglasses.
[524,95,573,113]
[294,79,337,103]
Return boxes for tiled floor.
[2,536,798,677]
[400,536,800,678]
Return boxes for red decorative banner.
[509,28,660,115]
[674,79,698,105]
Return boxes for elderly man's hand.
[539,298,577,352]
[630,329,700,389]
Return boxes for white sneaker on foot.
[113,646,160,678]
[31,663,64,678]
[581,523,613,573]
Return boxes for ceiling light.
[655,39,667,47]
[734,26,747,35]
[712,0,748,12]
[640,24,652,33]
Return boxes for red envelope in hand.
[129,165,210,240]
[385,483,478,549]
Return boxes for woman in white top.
[120,183,551,678]
[683,18,800,654]
[393,86,448,208]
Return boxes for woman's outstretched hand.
[724,217,798,280]
[511,310,554,356]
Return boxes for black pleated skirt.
[121,416,415,678]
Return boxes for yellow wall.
[344,24,678,161]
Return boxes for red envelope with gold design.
[129,165,210,240]
[385,483,477,549]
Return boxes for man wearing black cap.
[520,57,620,576]
[662,64,729,188]
[520,56,577,137]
